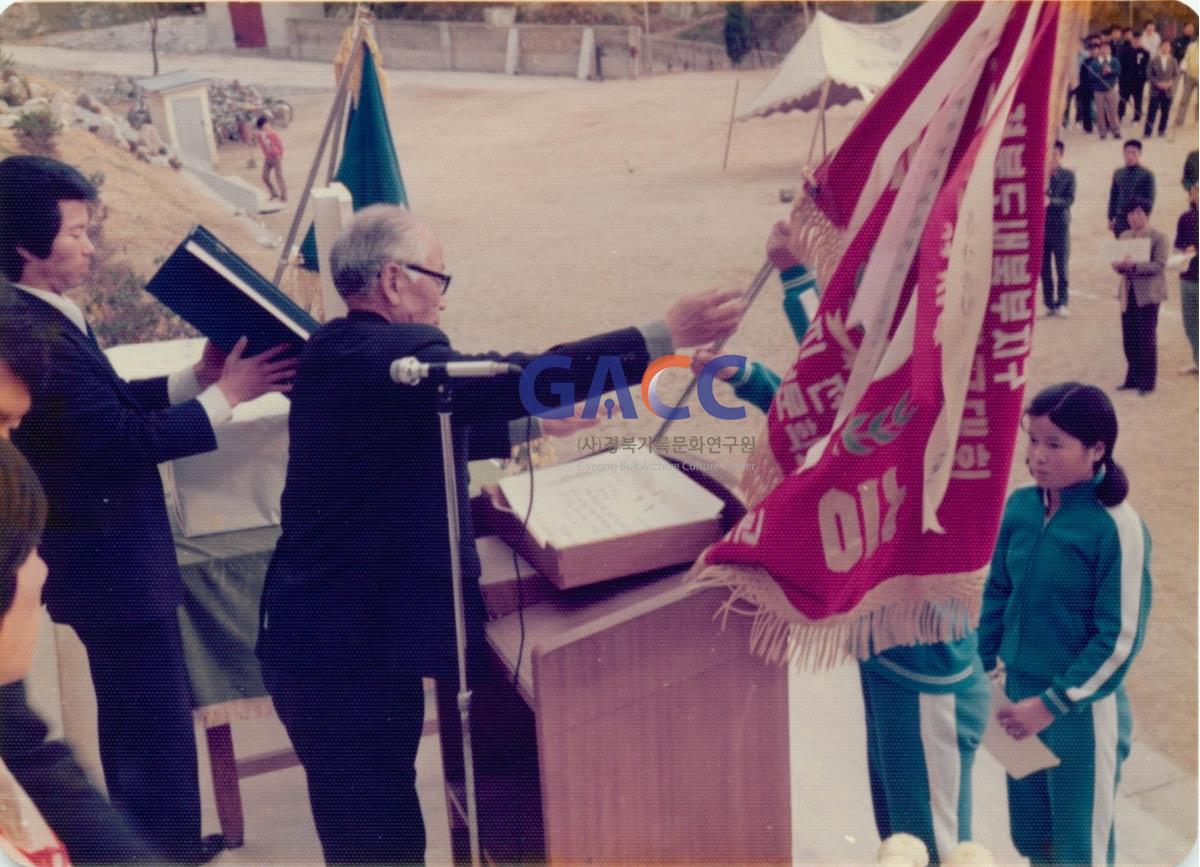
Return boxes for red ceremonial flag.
[691,1,1058,668]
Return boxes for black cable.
[511,414,534,693]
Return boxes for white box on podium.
[105,338,289,537]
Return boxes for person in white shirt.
[0,155,295,864]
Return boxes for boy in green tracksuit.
[979,383,1151,866]
[695,220,989,864]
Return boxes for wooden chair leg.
[205,723,245,849]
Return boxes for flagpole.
[650,259,773,447]
[722,78,740,170]
[326,90,348,184]
[272,16,365,286]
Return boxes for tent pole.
[722,78,740,170]
[273,34,362,286]
[821,95,828,160]
[806,77,832,165]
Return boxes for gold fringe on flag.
[334,24,389,107]
[687,562,987,670]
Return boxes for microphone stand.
[434,379,482,867]
[392,357,521,867]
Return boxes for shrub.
[12,109,61,156]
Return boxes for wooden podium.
[439,471,791,865]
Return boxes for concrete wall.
[644,37,783,74]
[261,2,323,53]
[210,12,779,80]
[443,23,510,73]
[205,2,236,52]
[285,18,650,81]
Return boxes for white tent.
[738,3,944,160]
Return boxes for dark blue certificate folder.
[146,226,319,356]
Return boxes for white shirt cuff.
[196,385,234,427]
[168,367,204,405]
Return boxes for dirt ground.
[13,58,1197,820]
[216,68,1199,784]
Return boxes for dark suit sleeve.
[426,326,652,427]
[468,421,514,460]
[122,376,170,411]
[44,345,216,469]
[0,683,158,864]
[1064,172,1076,209]
[1142,171,1156,212]
[1108,172,1120,221]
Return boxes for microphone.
[390,357,523,386]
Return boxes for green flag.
[301,43,408,270]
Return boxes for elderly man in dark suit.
[0,155,295,864]
[257,204,746,865]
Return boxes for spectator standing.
[1184,149,1198,194]
[1108,140,1156,238]
[1175,183,1198,373]
[1175,37,1198,127]
[1042,141,1075,317]
[1117,30,1150,123]
[1090,40,1122,138]
[1113,199,1169,394]
[1171,21,1194,62]
[254,116,287,203]
[1077,38,1101,133]
[1142,20,1162,56]
[1145,40,1180,137]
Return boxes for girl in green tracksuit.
[978,383,1152,867]
[695,220,989,865]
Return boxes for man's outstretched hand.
[665,288,746,349]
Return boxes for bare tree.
[148,2,160,75]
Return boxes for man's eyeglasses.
[402,263,452,295]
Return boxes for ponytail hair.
[1026,383,1129,506]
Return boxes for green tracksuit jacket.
[978,477,1152,866]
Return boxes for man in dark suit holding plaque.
[0,155,296,863]
[256,204,745,865]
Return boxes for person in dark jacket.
[1042,141,1076,317]
[257,204,746,865]
[1117,30,1150,122]
[1172,21,1194,62]
[0,313,157,865]
[0,155,295,864]
[1107,140,1156,237]
[1175,183,1198,373]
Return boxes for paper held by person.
[1100,237,1152,265]
[982,677,1062,780]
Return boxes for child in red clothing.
[255,115,287,202]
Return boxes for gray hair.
[329,204,430,299]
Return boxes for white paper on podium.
[496,451,725,549]
[1099,237,1151,264]
[981,678,1061,779]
